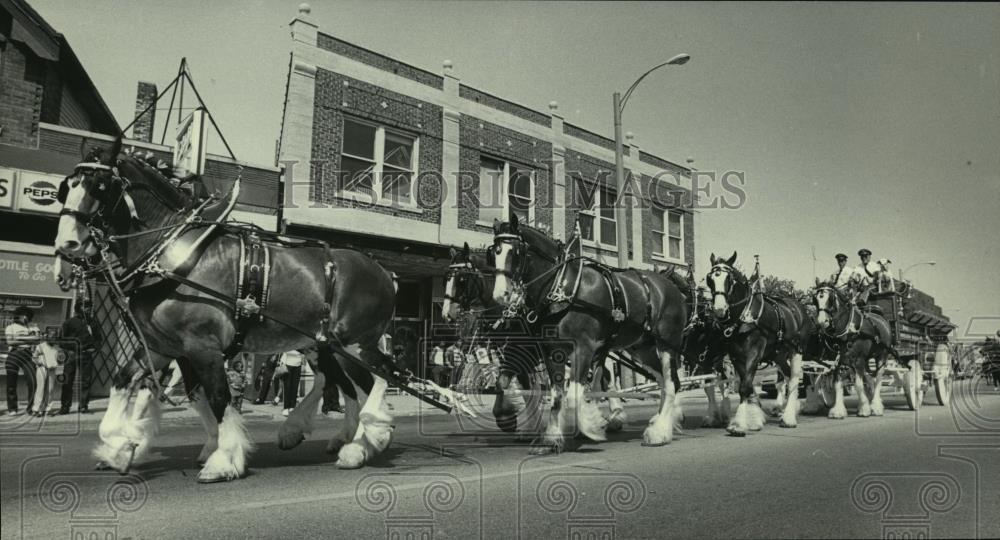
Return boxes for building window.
[340,118,418,204]
[478,156,534,224]
[652,207,684,261]
[576,177,617,248]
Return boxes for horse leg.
[336,370,393,469]
[771,378,787,417]
[492,372,523,433]
[780,353,803,428]
[828,370,849,419]
[604,357,627,433]
[855,358,873,417]
[94,355,165,472]
[569,342,608,443]
[869,360,886,416]
[641,345,682,446]
[727,343,766,436]
[702,381,719,428]
[277,351,327,450]
[530,348,569,455]
[190,388,219,465]
[196,361,253,483]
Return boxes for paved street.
[2,379,997,539]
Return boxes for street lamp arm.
[619,53,690,113]
[620,60,677,113]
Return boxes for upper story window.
[575,177,617,248]
[478,156,534,224]
[652,207,684,261]
[340,118,418,205]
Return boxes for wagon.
[803,288,957,411]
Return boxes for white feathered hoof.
[335,442,368,469]
[857,403,872,418]
[577,401,608,442]
[779,419,797,428]
[359,412,395,453]
[529,435,564,455]
[92,441,134,474]
[197,450,243,483]
[277,422,306,450]
[828,404,848,420]
[769,406,784,418]
[606,409,627,433]
[197,441,218,465]
[871,401,885,416]
[746,403,766,431]
[726,423,747,437]
[641,415,674,447]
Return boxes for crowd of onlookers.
[3,305,97,417]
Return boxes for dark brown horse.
[54,141,398,481]
[490,216,687,453]
[812,282,894,418]
[704,252,815,435]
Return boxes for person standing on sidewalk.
[253,354,280,405]
[58,303,99,414]
[31,328,63,416]
[279,349,305,416]
[5,306,39,416]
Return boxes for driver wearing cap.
[830,253,852,293]
[852,249,880,304]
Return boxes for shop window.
[340,118,418,205]
[478,156,534,224]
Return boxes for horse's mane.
[115,153,191,211]
[507,223,561,259]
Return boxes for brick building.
[0,0,281,397]
[277,6,696,358]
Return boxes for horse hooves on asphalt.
[277,431,306,451]
[726,429,747,437]
[778,420,797,428]
[640,441,670,447]
[197,473,242,484]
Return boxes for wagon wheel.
[903,361,924,410]
[934,371,953,406]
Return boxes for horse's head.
[55,143,189,267]
[442,242,484,322]
[812,279,845,329]
[54,139,125,260]
[706,251,740,318]
[489,215,560,307]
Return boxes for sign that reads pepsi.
[16,171,64,215]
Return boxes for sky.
[30,1,1000,336]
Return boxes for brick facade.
[457,115,552,234]
[317,33,444,90]
[562,150,634,257]
[0,41,44,147]
[459,85,551,128]
[310,68,443,225]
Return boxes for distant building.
[0,0,280,396]
[277,6,695,357]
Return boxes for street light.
[613,53,691,268]
[899,260,936,282]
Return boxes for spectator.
[429,343,448,387]
[5,306,39,416]
[227,355,247,412]
[446,340,464,390]
[253,354,280,405]
[58,303,98,414]
[32,328,63,416]
[279,349,305,416]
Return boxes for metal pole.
[613,92,629,269]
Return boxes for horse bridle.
[706,263,743,311]
[813,285,842,321]
[444,261,484,310]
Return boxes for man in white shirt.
[830,253,852,293]
[278,350,305,416]
[5,307,40,415]
[853,249,880,304]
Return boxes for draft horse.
[54,140,399,481]
[812,282,894,418]
[490,216,687,453]
[704,252,815,435]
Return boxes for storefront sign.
[0,251,72,299]
[16,171,64,215]
[0,296,45,311]
[0,167,14,209]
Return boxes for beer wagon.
[805,287,956,410]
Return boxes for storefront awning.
[0,250,72,300]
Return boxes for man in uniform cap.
[852,248,880,304]
[830,253,852,293]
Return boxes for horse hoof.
[335,443,367,469]
[640,440,670,447]
[769,407,783,418]
[197,473,236,484]
[779,420,797,428]
[727,430,747,437]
